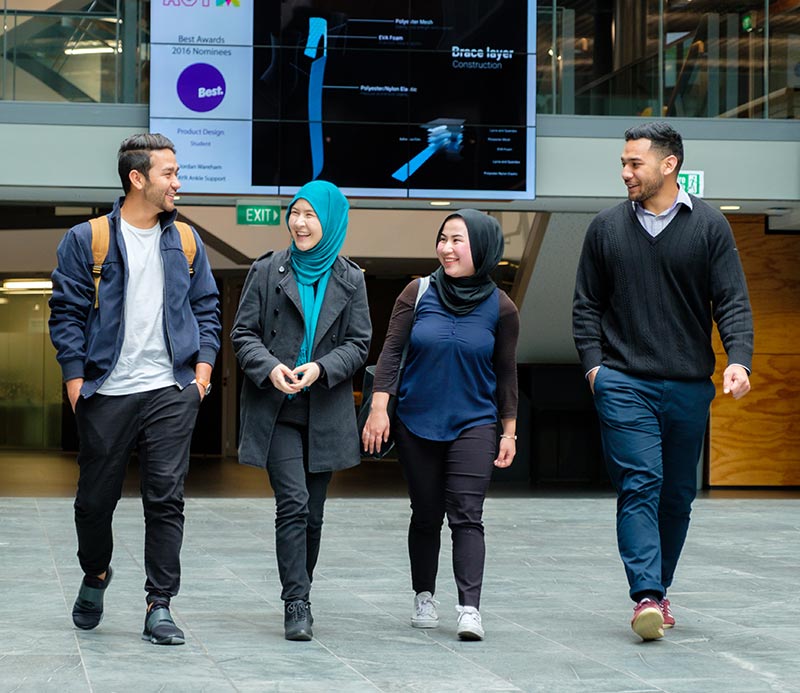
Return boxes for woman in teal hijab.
[232,180,371,641]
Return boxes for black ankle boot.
[284,599,313,641]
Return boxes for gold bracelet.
[500,434,517,440]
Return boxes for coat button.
[275,286,281,294]
[274,308,279,315]
[331,334,337,342]
[278,265,285,273]
[269,349,275,355]
[271,330,277,336]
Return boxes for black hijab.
[430,208,505,316]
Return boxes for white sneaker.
[456,605,484,641]
[411,591,439,628]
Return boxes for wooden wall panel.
[709,215,800,486]
[710,354,800,485]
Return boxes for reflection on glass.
[0,291,61,449]
[536,0,797,120]
[0,5,148,104]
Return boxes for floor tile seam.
[180,545,280,584]
[664,614,800,648]
[184,497,276,536]
[293,637,389,693]
[35,499,108,693]
[484,608,685,691]
[614,626,800,685]
[7,657,90,688]
[154,623,245,693]
[709,649,800,690]
[313,628,527,693]
[305,596,524,690]
[35,498,96,691]
[313,553,412,582]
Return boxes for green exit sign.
[236,202,281,225]
[677,170,704,197]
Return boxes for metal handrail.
[2,9,116,19]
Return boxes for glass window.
[768,3,800,119]
[663,2,767,119]
[536,0,793,119]
[0,289,61,449]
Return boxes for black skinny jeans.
[74,385,200,601]
[394,419,497,608]
[266,423,332,603]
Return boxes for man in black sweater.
[573,122,753,642]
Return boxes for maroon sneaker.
[631,598,664,641]
[660,598,675,629]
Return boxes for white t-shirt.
[98,218,176,395]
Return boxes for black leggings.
[394,419,497,608]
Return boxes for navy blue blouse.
[396,286,501,441]
[374,278,519,442]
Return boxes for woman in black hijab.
[363,209,520,641]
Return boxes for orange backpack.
[88,215,196,309]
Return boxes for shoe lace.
[660,598,672,614]
[416,595,439,618]
[286,601,308,623]
[455,605,480,625]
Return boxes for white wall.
[1,113,799,211]
[516,213,594,364]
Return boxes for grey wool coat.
[231,247,372,473]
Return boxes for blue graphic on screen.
[392,119,465,182]
[305,17,327,180]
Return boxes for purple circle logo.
[177,63,226,113]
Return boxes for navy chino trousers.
[592,367,716,600]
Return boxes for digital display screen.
[150,1,536,200]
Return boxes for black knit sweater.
[573,197,753,380]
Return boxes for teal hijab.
[286,180,349,368]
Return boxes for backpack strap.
[398,276,432,371]
[88,215,110,309]
[414,275,430,309]
[174,221,197,275]
[88,216,198,311]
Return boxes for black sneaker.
[72,566,113,630]
[284,600,313,641]
[142,603,185,645]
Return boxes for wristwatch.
[196,379,212,396]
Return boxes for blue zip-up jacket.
[49,197,221,397]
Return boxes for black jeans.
[266,423,332,602]
[394,420,497,608]
[74,385,201,601]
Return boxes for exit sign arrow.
[237,202,281,225]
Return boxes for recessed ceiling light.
[1,279,53,291]
[719,205,741,211]
[430,201,451,207]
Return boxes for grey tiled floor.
[2,495,799,692]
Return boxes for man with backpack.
[49,133,221,645]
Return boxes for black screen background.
[251,0,533,195]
